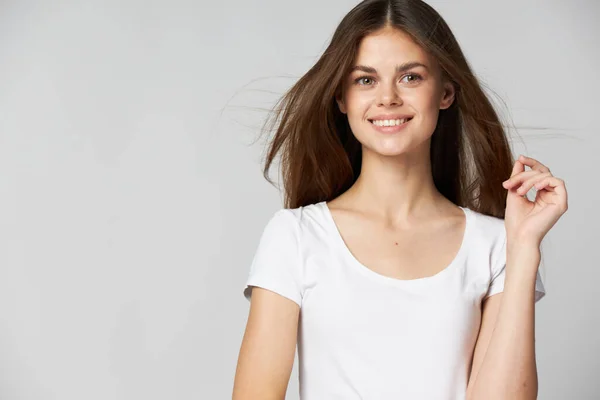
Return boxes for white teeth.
[371,118,410,126]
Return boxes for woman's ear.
[439,81,456,110]
[336,94,347,114]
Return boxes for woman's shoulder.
[276,201,327,225]
[268,201,333,248]
[258,201,325,236]
[463,206,506,245]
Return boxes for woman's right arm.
[232,287,300,400]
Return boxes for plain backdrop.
[0,0,598,399]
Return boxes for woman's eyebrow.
[350,61,429,74]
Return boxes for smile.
[369,117,412,126]
[368,117,413,134]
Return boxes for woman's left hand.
[502,154,569,248]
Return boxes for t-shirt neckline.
[318,200,473,288]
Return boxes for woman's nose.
[376,82,403,107]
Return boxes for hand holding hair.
[502,154,568,252]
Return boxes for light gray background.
[0,0,597,399]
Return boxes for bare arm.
[232,287,300,400]
[466,244,540,400]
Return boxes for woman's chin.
[361,137,430,158]
[366,144,410,157]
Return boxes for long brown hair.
[259,0,514,218]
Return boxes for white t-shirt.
[243,201,546,400]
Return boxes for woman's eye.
[354,73,423,86]
[401,73,423,84]
[355,76,375,85]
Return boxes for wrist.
[507,237,541,254]
[506,244,541,278]
[507,244,541,261]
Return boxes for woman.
[233,0,568,399]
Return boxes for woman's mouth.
[368,117,413,134]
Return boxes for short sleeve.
[243,209,304,307]
[484,231,546,303]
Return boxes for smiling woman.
[336,28,453,156]
[232,0,565,399]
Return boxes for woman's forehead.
[354,29,433,70]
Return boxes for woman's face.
[336,27,455,158]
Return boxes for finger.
[518,154,551,174]
[535,176,569,210]
[506,185,529,199]
[516,172,553,195]
[509,159,524,179]
[534,175,565,192]
[503,170,541,189]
